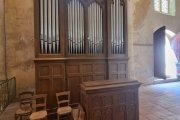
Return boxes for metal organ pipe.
[88,4,91,53]
[111,0,124,54]
[111,3,113,53]
[39,0,59,54]
[118,0,121,53]
[44,0,48,54]
[75,0,77,54]
[121,3,124,53]
[68,2,70,53]
[94,4,96,53]
[92,4,94,53]
[40,0,44,54]
[116,0,119,53]
[113,1,116,54]
[69,1,71,54]
[48,0,52,53]
[52,0,56,53]
[77,2,79,53]
[100,7,102,53]
[88,3,103,54]
[68,0,84,54]
[55,0,59,53]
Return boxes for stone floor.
[139,82,180,120]
[0,82,180,120]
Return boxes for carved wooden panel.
[37,78,51,93]
[94,63,106,73]
[81,80,140,120]
[66,62,107,104]
[52,64,64,76]
[68,76,81,104]
[114,105,126,120]
[109,61,127,79]
[39,64,50,77]
[104,108,113,120]
[81,62,106,82]
[94,75,106,80]
[92,110,103,120]
[35,62,65,108]
[126,105,136,120]
[52,78,65,92]
[82,63,93,74]
[67,64,80,75]
[82,75,93,82]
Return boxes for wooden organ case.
[34,0,128,109]
[80,79,141,120]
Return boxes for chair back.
[77,105,85,120]
[31,94,47,112]
[19,91,34,108]
[56,91,70,108]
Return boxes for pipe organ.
[34,0,128,110]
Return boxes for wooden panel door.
[154,26,166,79]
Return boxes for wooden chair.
[29,94,47,120]
[72,105,85,120]
[15,91,34,120]
[56,91,72,120]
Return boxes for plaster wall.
[0,0,6,80]
[128,0,154,84]
[5,0,35,93]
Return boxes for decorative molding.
[133,43,153,46]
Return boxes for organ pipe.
[68,0,84,54]
[88,3,103,54]
[52,0,56,53]
[39,0,60,54]
[56,0,59,53]
[44,0,48,54]
[111,0,124,54]
[39,0,124,55]
[40,0,44,54]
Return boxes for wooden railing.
[0,77,16,113]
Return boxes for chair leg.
[57,115,59,120]
[15,114,17,120]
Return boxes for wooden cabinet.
[34,0,128,109]
[80,79,141,120]
[35,61,66,108]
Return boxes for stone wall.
[5,0,35,93]
[0,0,6,80]
[128,0,154,84]
[2,0,180,93]
[128,0,180,84]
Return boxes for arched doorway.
[154,26,177,81]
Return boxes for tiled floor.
[139,82,180,120]
[0,82,180,120]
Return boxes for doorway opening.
[154,26,177,82]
